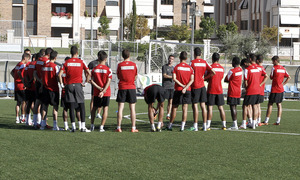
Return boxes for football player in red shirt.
[90,51,112,132]
[240,56,268,129]
[262,56,291,125]
[189,48,215,131]
[224,57,243,130]
[206,53,226,130]
[59,46,91,132]
[40,51,60,130]
[167,51,194,131]
[116,50,138,132]
[144,84,165,132]
[11,53,30,123]
[256,55,267,126]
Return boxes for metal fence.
[0,20,24,52]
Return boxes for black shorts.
[14,90,25,102]
[61,97,70,109]
[25,90,36,102]
[243,94,260,105]
[144,85,165,104]
[116,89,137,103]
[172,90,192,105]
[269,92,284,104]
[207,93,225,106]
[65,83,85,103]
[41,88,59,106]
[192,87,207,103]
[258,95,264,103]
[35,81,43,100]
[94,96,110,107]
[164,89,174,100]
[227,97,240,105]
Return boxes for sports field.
[0,99,299,179]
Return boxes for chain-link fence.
[0,20,24,52]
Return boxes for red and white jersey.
[207,63,224,94]
[190,58,212,89]
[173,62,194,91]
[13,61,26,91]
[256,65,267,96]
[25,61,36,91]
[225,67,243,98]
[61,70,66,98]
[35,57,49,79]
[61,58,88,85]
[244,64,266,95]
[42,61,60,92]
[92,64,112,97]
[117,60,137,90]
[270,65,289,93]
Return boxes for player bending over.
[206,53,226,130]
[224,56,243,130]
[262,56,291,125]
[167,51,194,131]
[90,51,112,132]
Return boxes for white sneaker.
[96,114,102,119]
[239,125,246,129]
[53,126,61,131]
[228,126,239,130]
[99,129,105,132]
[64,127,70,131]
[81,128,91,132]
[16,119,20,124]
[88,115,91,119]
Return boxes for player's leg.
[180,104,188,131]
[157,101,164,131]
[274,103,282,125]
[191,103,199,131]
[41,103,49,130]
[218,105,226,129]
[200,102,207,130]
[90,106,97,131]
[52,104,59,130]
[129,103,138,132]
[89,95,94,119]
[252,104,258,129]
[78,103,88,132]
[257,103,261,126]
[168,104,178,130]
[21,100,26,123]
[15,101,21,123]
[229,105,238,129]
[96,107,102,119]
[166,98,172,119]
[116,102,124,131]
[207,105,213,130]
[100,106,108,132]
[148,103,156,131]
[241,104,249,129]
[263,102,273,125]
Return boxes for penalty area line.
[124,112,300,136]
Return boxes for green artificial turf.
[0,99,299,179]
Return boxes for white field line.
[123,111,300,136]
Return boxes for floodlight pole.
[91,0,93,56]
[277,8,279,56]
[190,2,196,60]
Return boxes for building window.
[181,20,187,25]
[106,1,118,6]
[252,20,255,31]
[12,6,23,20]
[230,3,233,16]
[52,4,73,14]
[234,2,237,10]
[226,3,228,16]
[51,27,73,38]
[241,20,248,30]
[256,20,259,32]
[27,0,37,35]
[86,0,98,17]
[241,0,248,9]
[161,16,173,19]
[85,30,97,40]
[161,0,173,5]
[13,0,23,4]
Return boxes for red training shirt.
[61,58,88,85]
[42,61,60,92]
[173,62,194,91]
[225,67,243,98]
[91,64,112,97]
[117,61,137,90]
[207,63,224,94]
[190,58,212,89]
[244,64,266,95]
[256,65,267,96]
[270,65,289,93]
[25,61,36,91]
[13,61,26,91]
[35,57,49,79]
[61,70,66,98]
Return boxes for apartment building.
[213,0,300,45]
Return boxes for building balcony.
[51,16,72,28]
[158,19,173,27]
[51,0,72,4]
[204,5,214,14]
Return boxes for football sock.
[264,117,269,123]
[151,123,155,130]
[33,114,37,126]
[233,120,237,127]
[203,123,207,130]
[132,126,136,130]
[81,122,85,129]
[78,121,82,130]
[168,123,173,129]
[117,126,121,129]
[90,124,94,130]
[26,114,29,123]
[41,120,46,127]
[207,120,211,128]
[249,118,253,125]
[53,120,57,128]
[253,120,257,129]
[181,121,186,130]
[167,114,170,117]
[242,120,246,126]
[222,121,226,127]
[193,123,198,129]
[276,117,281,124]
[71,122,76,130]
[100,125,104,130]
[37,113,41,124]
[21,114,25,120]
[157,122,162,129]
[258,117,261,124]
[64,122,68,129]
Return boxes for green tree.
[98,16,110,37]
[261,25,282,45]
[216,22,238,39]
[198,16,216,39]
[124,13,150,40]
[167,24,190,42]
[131,0,137,41]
